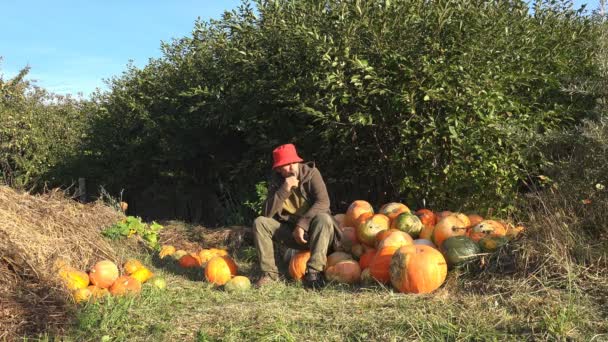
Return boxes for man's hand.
[281,175,299,192]
[293,226,308,245]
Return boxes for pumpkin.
[357,214,390,247]
[289,250,310,281]
[72,288,92,303]
[123,259,144,275]
[478,236,508,252]
[199,249,223,266]
[109,275,142,296]
[419,223,435,241]
[415,209,437,230]
[376,230,414,250]
[452,213,471,228]
[413,238,436,249]
[358,249,376,270]
[210,248,229,257]
[441,236,481,268]
[159,245,176,259]
[374,229,393,245]
[205,256,238,286]
[339,226,359,252]
[334,213,347,228]
[468,220,507,242]
[224,276,251,292]
[390,245,448,294]
[58,267,90,291]
[378,202,411,222]
[87,285,109,299]
[369,246,399,283]
[467,214,484,228]
[179,253,203,268]
[325,260,361,284]
[391,212,423,238]
[345,200,374,227]
[89,260,119,289]
[325,251,353,269]
[432,215,468,248]
[150,276,167,290]
[130,267,154,283]
[171,249,189,261]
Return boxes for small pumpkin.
[478,236,508,252]
[58,267,90,291]
[205,256,238,286]
[325,251,353,269]
[357,214,391,247]
[123,259,144,275]
[391,212,423,238]
[149,276,167,290]
[87,285,109,299]
[467,214,484,228]
[432,216,468,248]
[171,249,189,261]
[378,202,411,222]
[325,260,361,284]
[179,253,203,268]
[345,200,374,227]
[224,275,251,292]
[159,245,176,259]
[72,287,92,303]
[376,230,414,250]
[442,236,481,268]
[390,245,448,294]
[109,275,142,296]
[89,260,119,289]
[415,209,437,230]
[130,267,154,283]
[468,220,507,242]
[288,250,311,281]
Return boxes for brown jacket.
[262,162,330,232]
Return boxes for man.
[252,143,341,288]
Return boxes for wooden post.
[78,177,86,203]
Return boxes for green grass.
[57,244,607,342]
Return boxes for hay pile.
[0,186,123,339]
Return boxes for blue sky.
[0,0,602,98]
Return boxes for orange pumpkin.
[374,229,394,245]
[325,260,361,284]
[432,216,468,248]
[369,246,399,283]
[357,214,390,247]
[467,214,484,228]
[109,275,141,296]
[358,249,376,270]
[415,209,437,230]
[419,223,435,241]
[89,260,119,289]
[390,245,448,294]
[205,256,238,286]
[378,202,411,222]
[179,253,203,268]
[123,259,144,275]
[325,251,353,269]
[452,213,471,228]
[468,220,507,242]
[376,230,414,250]
[289,250,310,281]
[345,200,374,227]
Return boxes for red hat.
[272,143,304,169]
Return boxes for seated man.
[253,143,341,288]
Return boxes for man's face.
[276,163,299,179]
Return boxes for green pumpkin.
[224,276,251,293]
[391,212,423,238]
[478,236,508,253]
[442,236,481,268]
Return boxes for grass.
[55,239,607,342]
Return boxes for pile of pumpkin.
[288,200,524,294]
[56,259,166,303]
[158,246,250,292]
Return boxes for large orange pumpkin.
[123,259,144,275]
[376,230,414,250]
[325,251,353,269]
[468,220,507,242]
[369,246,399,283]
[179,253,203,268]
[345,200,374,227]
[109,275,141,296]
[432,215,468,248]
[357,214,390,247]
[390,245,448,294]
[415,209,437,230]
[205,256,238,286]
[378,202,411,222]
[325,260,361,284]
[289,250,311,281]
[89,260,119,289]
[358,248,376,270]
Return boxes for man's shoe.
[255,272,280,287]
[303,268,325,289]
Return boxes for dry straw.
[0,185,122,339]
